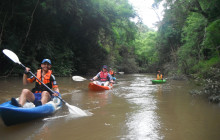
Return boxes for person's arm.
[91,72,100,81]
[51,75,59,96]
[93,76,98,81]
[23,74,29,85]
[53,87,60,96]
[108,74,114,83]
[23,67,32,85]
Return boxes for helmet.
[103,65,107,69]
[41,59,51,65]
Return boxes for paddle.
[73,75,115,88]
[2,49,87,116]
[72,76,87,81]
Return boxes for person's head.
[157,70,160,73]
[41,59,52,71]
[102,65,108,72]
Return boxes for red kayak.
[88,82,113,91]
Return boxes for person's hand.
[24,67,30,74]
[53,91,60,96]
[90,78,94,81]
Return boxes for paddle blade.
[72,76,86,81]
[2,49,21,65]
[65,103,88,116]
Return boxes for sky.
[128,0,164,29]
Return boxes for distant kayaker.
[11,59,60,107]
[109,68,116,81]
[156,70,163,80]
[109,68,116,77]
[90,65,114,86]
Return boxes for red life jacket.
[100,71,108,81]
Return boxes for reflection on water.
[117,74,162,140]
[1,74,220,140]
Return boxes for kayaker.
[90,65,114,86]
[11,59,60,107]
[109,68,115,77]
[108,68,115,77]
[109,68,116,81]
[156,70,163,80]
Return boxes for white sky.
[128,0,164,29]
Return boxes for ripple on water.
[121,77,163,140]
[126,109,162,140]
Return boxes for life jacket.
[109,70,114,75]
[157,74,163,80]
[32,69,53,93]
[100,71,108,81]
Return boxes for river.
[0,74,220,140]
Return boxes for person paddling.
[156,70,163,80]
[109,68,115,77]
[90,65,114,86]
[109,68,116,81]
[11,59,60,107]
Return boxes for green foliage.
[154,0,220,99]
[0,0,137,76]
[134,27,159,72]
[191,57,220,77]
[155,0,219,76]
[1,0,218,79]
[156,0,189,64]
[203,19,220,57]
[177,13,207,74]
[115,45,138,73]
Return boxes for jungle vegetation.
[0,0,219,99]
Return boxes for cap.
[41,59,51,65]
[103,65,107,69]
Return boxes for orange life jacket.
[157,74,163,80]
[32,69,53,93]
[109,70,114,75]
[36,69,52,85]
[100,71,108,81]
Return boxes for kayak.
[152,79,166,84]
[0,97,62,126]
[88,82,113,91]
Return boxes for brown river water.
[0,74,220,140]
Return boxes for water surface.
[0,74,220,140]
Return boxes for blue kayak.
[0,97,62,126]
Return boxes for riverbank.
[164,62,220,103]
